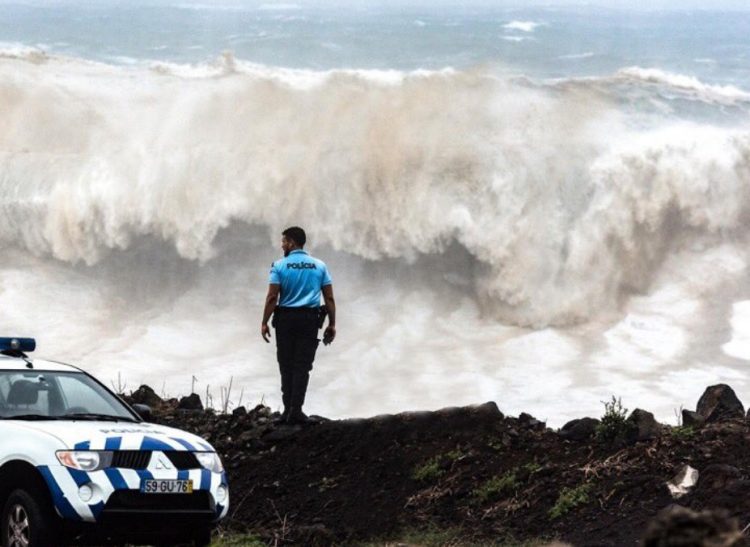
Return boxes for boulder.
[559,418,599,441]
[695,464,742,492]
[681,409,705,428]
[518,412,545,430]
[471,401,504,420]
[696,384,744,422]
[643,506,741,546]
[626,409,661,442]
[232,406,247,417]
[130,385,162,408]
[177,393,203,411]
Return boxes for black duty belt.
[275,306,328,328]
[275,306,319,314]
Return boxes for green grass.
[473,471,519,502]
[548,483,592,520]
[210,533,266,546]
[356,527,557,546]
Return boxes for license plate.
[141,479,193,494]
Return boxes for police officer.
[261,226,336,424]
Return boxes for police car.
[0,338,228,546]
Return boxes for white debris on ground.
[667,465,699,498]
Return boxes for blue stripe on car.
[170,437,196,451]
[140,436,178,451]
[88,501,105,519]
[104,468,128,490]
[200,470,211,490]
[74,441,90,450]
[104,436,122,450]
[37,466,82,521]
[67,468,90,487]
[177,470,189,481]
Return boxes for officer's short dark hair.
[282,226,306,248]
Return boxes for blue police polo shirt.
[269,249,332,308]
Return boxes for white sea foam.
[559,52,595,60]
[616,66,750,104]
[503,20,543,32]
[2,54,750,423]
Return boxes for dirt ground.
[131,388,750,546]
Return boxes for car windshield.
[0,370,137,421]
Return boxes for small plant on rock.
[523,461,542,475]
[473,471,519,502]
[548,483,592,520]
[669,425,696,440]
[413,449,467,482]
[595,396,633,443]
[444,449,465,462]
[413,456,444,482]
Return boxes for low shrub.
[595,396,634,443]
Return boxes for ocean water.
[1,1,750,425]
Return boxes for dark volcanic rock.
[518,412,545,430]
[559,417,599,441]
[642,506,743,547]
[472,401,504,419]
[178,393,203,411]
[627,408,661,442]
[682,409,706,428]
[696,464,742,492]
[232,406,247,417]
[130,385,162,408]
[696,384,744,422]
[144,396,750,547]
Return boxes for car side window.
[57,374,121,415]
[3,374,50,416]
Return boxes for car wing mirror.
[132,403,152,421]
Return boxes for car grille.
[104,490,214,512]
[111,451,151,469]
[109,450,201,470]
[165,451,201,470]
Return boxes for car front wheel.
[2,489,58,547]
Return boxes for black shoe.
[286,408,309,425]
[274,408,290,423]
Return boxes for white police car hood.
[19,420,214,452]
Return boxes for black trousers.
[273,307,320,410]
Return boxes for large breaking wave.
[2,52,749,327]
[2,51,750,424]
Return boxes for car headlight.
[57,450,113,472]
[195,452,224,473]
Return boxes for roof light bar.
[0,337,36,353]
